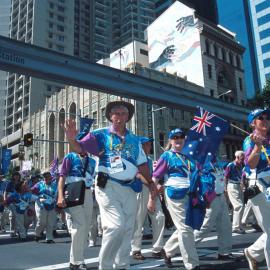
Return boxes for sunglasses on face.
[257,115,270,121]
[171,134,185,140]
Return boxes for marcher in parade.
[58,149,95,270]
[224,150,246,234]
[62,100,157,270]
[4,171,21,237]
[31,171,57,243]
[194,162,234,260]
[243,108,270,270]
[0,174,8,233]
[6,181,37,240]
[152,128,200,270]
[131,137,165,260]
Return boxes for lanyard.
[175,152,190,172]
[109,134,125,151]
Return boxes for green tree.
[249,79,270,108]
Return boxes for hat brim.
[249,108,270,124]
[105,101,135,122]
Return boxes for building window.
[239,77,243,91]
[236,55,241,68]
[213,44,218,57]
[210,89,214,97]
[48,32,53,38]
[57,25,64,32]
[159,133,165,147]
[140,49,148,56]
[208,64,212,79]
[229,53,233,65]
[48,43,53,49]
[92,111,97,128]
[57,15,64,22]
[58,5,65,12]
[49,22,53,29]
[222,48,226,61]
[57,45,64,52]
[205,39,210,55]
[49,12,54,18]
[49,2,54,9]
[58,35,64,42]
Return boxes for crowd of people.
[0,101,270,270]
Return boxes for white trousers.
[164,194,199,270]
[227,183,244,230]
[15,210,34,238]
[66,189,93,265]
[89,198,100,243]
[35,204,57,241]
[241,200,257,225]
[131,184,165,253]
[95,181,137,270]
[247,192,270,268]
[194,194,232,255]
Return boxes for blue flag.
[77,117,94,140]
[182,107,229,167]
[1,149,12,175]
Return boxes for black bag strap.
[82,156,89,178]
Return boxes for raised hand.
[62,119,78,142]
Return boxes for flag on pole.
[49,157,59,177]
[182,107,229,167]
[77,117,94,140]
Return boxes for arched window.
[49,114,55,163]
[58,108,65,160]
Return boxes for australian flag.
[182,107,229,167]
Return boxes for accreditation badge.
[109,153,124,174]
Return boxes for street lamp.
[217,89,232,98]
[152,105,167,161]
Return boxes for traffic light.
[23,133,33,147]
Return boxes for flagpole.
[230,123,270,165]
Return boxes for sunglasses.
[257,115,270,121]
[171,134,185,140]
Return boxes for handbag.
[166,186,189,200]
[64,180,86,208]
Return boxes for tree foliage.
[248,79,270,109]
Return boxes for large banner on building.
[1,149,12,175]
[147,1,204,87]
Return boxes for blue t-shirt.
[7,192,37,214]
[31,180,57,210]
[224,162,243,183]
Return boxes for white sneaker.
[244,248,258,270]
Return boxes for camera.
[97,172,109,188]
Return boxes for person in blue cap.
[31,171,57,243]
[57,130,96,270]
[131,137,165,260]
[62,100,157,270]
[243,108,270,270]
[153,128,200,270]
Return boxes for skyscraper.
[249,0,270,90]
[218,0,260,98]
[4,0,74,160]
[0,0,11,139]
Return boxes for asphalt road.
[0,227,267,270]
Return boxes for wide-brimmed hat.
[248,108,270,124]
[105,100,134,122]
